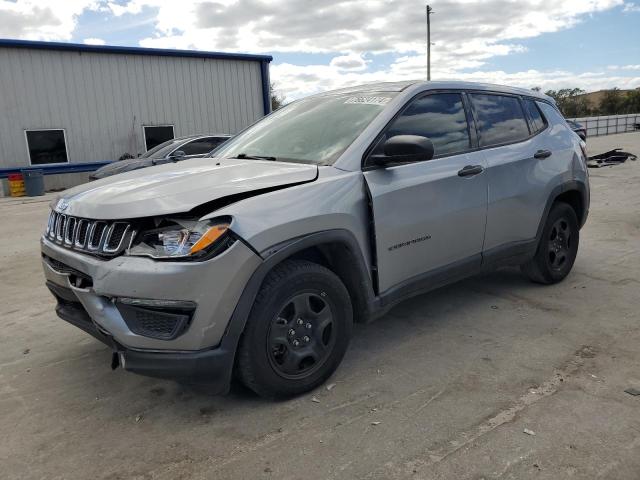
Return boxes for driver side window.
[376,93,471,158]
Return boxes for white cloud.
[0,0,99,40]
[83,37,106,45]
[113,0,630,98]
[130,0,624,56]
[0,0,636,100]
[623,2,640,12]
[273,58,640,100]
[329,53,368,71]
[106,0,160,16]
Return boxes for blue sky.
[2,0,639,99]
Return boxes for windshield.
[140,137,190,159]
[211,92,397,165]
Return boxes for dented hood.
[55,158,318,219]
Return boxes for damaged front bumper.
[49,280,234,388]
[41,235,262,390]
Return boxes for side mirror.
[170,150,186,160]
[370,135,435,167]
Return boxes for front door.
[363,92,488,293]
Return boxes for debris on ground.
[311,397,320,403]
[135,414,143,423]
[371,421,381,426]
[587,149,637,168]
[624,387,640,396]
[23,348,30,355]
[326,383,336,391]
[523,428,536,436]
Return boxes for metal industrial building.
[0,39,272,193]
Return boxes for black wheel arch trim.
[215,229,377,388]
[536,180,588,243]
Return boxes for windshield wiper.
[234,153,277,161]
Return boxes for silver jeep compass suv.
[41,81,589,398]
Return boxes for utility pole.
[426,4,433,81]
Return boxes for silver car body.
[41,80,589,388]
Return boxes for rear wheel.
[236,260,353,398]
[522,202,579,284]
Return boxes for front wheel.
[522,202,579,284]
[236,260,353,398]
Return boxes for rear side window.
[537,101,568,127]
[523,99,547,134]
[382,93,471,157]
[470,94,529,147]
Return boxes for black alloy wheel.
[236,260,353,398]
[522,202,579,284]
[547,218,573,272]
[267,292,335,378]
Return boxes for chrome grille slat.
[88,221,107,251]
[56,214,66,241]
[104,223,129,253]
[46,211,56,235]
[75,219,89,248]
[64,217,76,244]
[44,210,131,257]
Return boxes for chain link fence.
[568,114,640,137]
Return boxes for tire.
[521,202,579,284]
[236,259,353,399]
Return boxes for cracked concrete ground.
[1,132,639,480]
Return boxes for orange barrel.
[8,173,25,197]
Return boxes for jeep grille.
[45,211,134,257]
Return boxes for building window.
[143,125,175,151]
[25,129,69,165]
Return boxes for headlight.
[127,218,231,260]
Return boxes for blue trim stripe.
[0,39,273,63]
[260,61,272,116]
[0,162,110,179]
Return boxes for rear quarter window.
[536,101,569,128]
[470,94,530,147]
[523,99,547,134]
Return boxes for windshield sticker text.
[344,96,391,106]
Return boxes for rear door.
[470,94,562,253]
[363,92,488,293]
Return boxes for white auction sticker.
[344,96,391,106]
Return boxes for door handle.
[458,165,484,177]
[534,149,552,159]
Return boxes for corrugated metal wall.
[0,47,265,168]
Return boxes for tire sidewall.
[538,203,579,282]
[240,262,353,398]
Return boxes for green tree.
[544,88,591,117]
[599,88,624,115]
[270,82,286,111]
[623,89,640,114]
